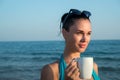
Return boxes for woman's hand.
[64,60,82,80]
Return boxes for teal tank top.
[59,55,100,80]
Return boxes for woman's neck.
[63,46,81,64]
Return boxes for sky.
[0,0,120,41]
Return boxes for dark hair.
[60,9,91,32]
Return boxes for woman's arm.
[93,62,99,75]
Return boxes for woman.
[41,9,100,80]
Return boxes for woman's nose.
[80,34,86,42]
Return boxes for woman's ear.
[62,29,68,40]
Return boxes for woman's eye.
[87,32,91,35]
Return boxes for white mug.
[78,57,93,79]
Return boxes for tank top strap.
[59,54,67,80]
[92,69,100,80]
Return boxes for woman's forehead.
[70,19,92,31]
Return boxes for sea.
[0,40,120,80]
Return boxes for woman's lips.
[79,44,86,48]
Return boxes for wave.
[0,55,59,62]
[86,51,120,55]
[94,57,120,61]
[99,66,120,71]
[30,52,61,56]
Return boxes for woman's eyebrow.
[76,30,83,32]
[76,30,92,33]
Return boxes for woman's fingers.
[65,60,80,80]
[67,65,76,76]
[70,67,80,78]
[66,58,76,69]
[65,59,76,72]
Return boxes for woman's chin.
[78,48,86,53]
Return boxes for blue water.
[0,40,120,80]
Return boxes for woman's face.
[63,18,92,53]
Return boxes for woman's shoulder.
[50,60,59,68]
[48,60,59,72]
[41,60,59,80]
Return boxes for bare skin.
[41,19,99,80]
